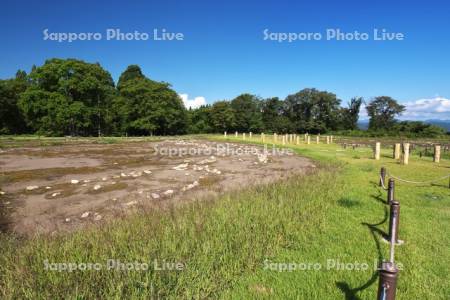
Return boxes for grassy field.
[0,135,449,299]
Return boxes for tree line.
[0,58,446,137]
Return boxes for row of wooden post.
[224,131,333,145]
[374,142,442,164]
[377,170,400,300]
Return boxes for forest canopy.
[0,58,446,137]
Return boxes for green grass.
[0,135,449,299]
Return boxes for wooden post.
[235,131,238,137]
[374,142,381,160]
[330,135,333,143]
[274,133,277,142]
[243,133,246,140]
[307,136,310,145]
[304,133,308,141]
[224,131,227,137]
[249,132,252,139]
[261,133,265,143]
[326,136,330,144]
[402,143,410,165]
[296,135,300,145]
[393,143,401,159]
[434,145,441,163]
[316,136,319,144]
[282,135,286,145]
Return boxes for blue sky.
[1,0,449,119]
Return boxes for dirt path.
[0,139,315,236]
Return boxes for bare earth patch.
[0,139,315,236]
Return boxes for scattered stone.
[211,168,221,175]
[193,181,199,187]
[26,185,39,191]
[83,179,91,183]
[163,189,174,196]
[173,163,189,170]
[131,171,142,178]
[125,200,138,206]
[120,173,128,177]
[193,165,204,171]
[143,170,152,174]
[257,153,268,163]
[51,192,61,197]
[185,172,190,176]
[0,191,5,195]
[82,184,87,187]
[81,212,90,218]
[112,198,117,201]
[71,179,79,184]
[45,186,52,189]
[151,193,160,199]
[113,162,118,165]
[94,214,102,221]
[102,177,108,181]
[65,218,70,222]
[93,184,102,191]
[198,156,216,164]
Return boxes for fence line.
[386,171,450,185]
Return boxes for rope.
[379,175,388,190]
[386,171,450,185]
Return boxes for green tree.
[284,88,341,133]
[366,96,405,131]
[393,121,445,137]
[114,65,187,135]
[18,59,116,136]
[340,97,363,130]
[209,101,235,133]
[187,105,212,133]
[230,94,263,132]
[0,70,29,134]
[261,97,284,132]
[117,65,145,90]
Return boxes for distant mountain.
[357,119,450,132]
[424,120,450,132]
[357,120,369,130]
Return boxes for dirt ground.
[0,139,315,236]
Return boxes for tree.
[340,97,363,130]
[261,97,285,132]
[114,65,187,135]
[284,88,341,133]
[0,70,29,134]
[393,121,445,137]
[230,94,263,132]
[366,96,405,131]
[117,65,145,90]
[187,105,212,133]
[209,101,235,132]
[18,59,116,136]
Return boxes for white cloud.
[400,97,450,120]
[359,96,450,121]
[179,94,206,109]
